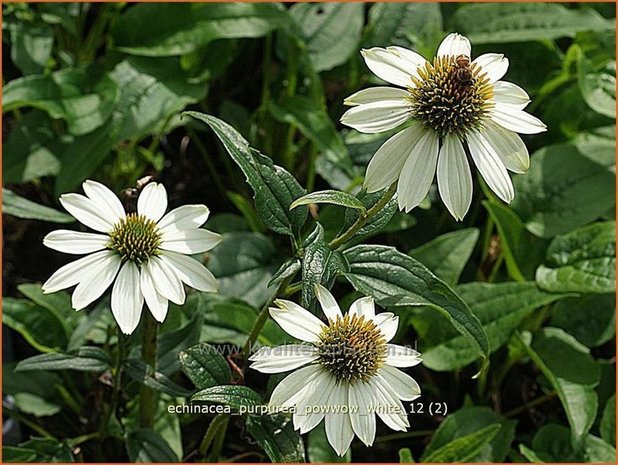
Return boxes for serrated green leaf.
[15,346,111,372]
[178,342,231,390]
[291,190,365,211]
[246,415,305,463]
[192,385,263,411]
[3,189,74,223]
[126,429,179,462]
[421,423,502,462]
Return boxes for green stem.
[207,416,229,462]
[374,429,435,443]
[504,392,557,418]
[139,313,158,429]
[306,145,318,192]
[199,414,228,457]
[329,183,397,249]
[104,328,125,434]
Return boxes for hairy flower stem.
[139,313,158,428]
[329,182,397,249]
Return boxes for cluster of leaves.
[2,2,616,463]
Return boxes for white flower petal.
[492,81,530,109]
[483,121,530,173]
[157,205,210,234]
[71,253,121,310]
[348,381,377,446]
[397,128,439,212]
[160,228,222,254]
[360,47,421,88]
[43,230,109,254]
[344,87,411,106]
[249,345,318,373]
[42,250,116,293]
[140,261,169,322]
[314,284,342,321]
[437,133,473,221]
[437,33,471,58]
[379,365,422,401]
[348,297,375,320]
[387,46,426,72]
[159,251,218,293]
[490,103,547,134]
[473,53,509,83]
[269,300,326,343]
[147,256,185,305]
[372,313,399,342]
[294,372,337,434]
[467,131,515,203]
[59,193,114,233]
[386,344,422,368]
[364,123,425,193]
[368,376,409,430]
[269,364,324,408]
[137,182,168,222]
[111,261,144,335]
[82,180,125,225]
[325,384,355,457]
[340,100,411,134]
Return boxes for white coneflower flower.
[341,33,546,220]
[42,180,222,335]
[249,285,421,456]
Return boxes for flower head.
[250,285,422,456]
[341,33,546,220]
[42,180,222,334]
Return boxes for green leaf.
[340,188,400,243]
[421,424,502,462]
[343,245,489,367]
[246,415,305,463]
[536,221,616,294]
[521,328,601,449]
[579,55,616,118]
[423,406,516,462]
[178,342,231,390]
[409,228,479,285]
[420,282,566,371]
[3,364,62,417]
[112,3,291,56]
[192,385,263,411]
[307,422,351,462]
[15,346,111,372]
[157,309,203,376]
[453,3,613,43]
[185,111,307,237]
[227,191,266,233]
[398,448,414,463]
[268,258,301,288]
[2,189,74,223]
[601,395,616,447]
[288,3,364,72]
[124,359,193,397]
[126,429,179,462]
[9,21,53,75]
[3,437,73,463]
[291,190,365,212]
[551,294,615,347]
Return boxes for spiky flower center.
[316,314,387,383]
[409,55,494,137]
[108,213,161,265]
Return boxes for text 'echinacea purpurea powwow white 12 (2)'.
[41,180,222,335]
[250,284,422,456]
[341,33,547,220]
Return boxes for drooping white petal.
[348,297,375,320]
[325,384,355,457]
[270,299,326,343]
[360,47,420,88]
[159,251,218,292]
[490,102,547,134]
[437,33,471,58]
[140,261,169,322]
[269,364,324,408]
[157,205,210,234]
[43,230,109,254]
[482,121,530,173]
[249,345,318,373]
[59,194,114,233]
[340,100,411,134]
[492,81,530,109]
[294,372,337,434]
[146,256,186,305]
[71,253,121,310]
[397,128,439,212]
[367,376,409,430]
[160,228,223,254]
[82,180,126,225]
[348,381,377,446]
[137,182,168,222]
[386,344,422,368]
[372,313,399,342]
[473,53,509,83]
[364,123,425,193]
[42,250,116,293]
[379,365,422,401]
[344,87,411,106]
[111,261,144,335]
[467,131,515,203]
[437,133,473,221]
[314,284,342,321]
